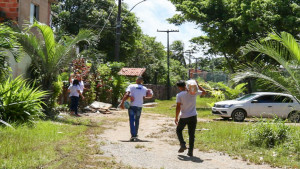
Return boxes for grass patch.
[0,121,87,168]
[143,97,218,119]
[192,121,300,168]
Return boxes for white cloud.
[123,0,206,60]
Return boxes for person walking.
[175,80,206,157]
[120,76,153,141]
[68,79,85,117]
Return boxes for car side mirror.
[251,100,258,103]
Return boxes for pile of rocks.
[84,101,113,114]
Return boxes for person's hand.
[130,96,135,102]
[175,118,179,126]
[120,103,125,109]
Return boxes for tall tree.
[168,0,300,72]
[170,40,186,67]
[51,0,142,62]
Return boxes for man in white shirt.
[120,76,152,141]
[175,80,206,157]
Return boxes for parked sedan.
[212,92,300,122]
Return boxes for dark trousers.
[128,106,142,137]
[70,96,79,115]
[176,115,197,151]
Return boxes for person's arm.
[175,102,181,125]
[120,91,130,109]
[196,81,207,96]
[77,90,85,99]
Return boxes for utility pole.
[114,0,122,61]
[194,57,200,79]
[183,50,194,79]
[114,0,146,62]
[157,29,179,100]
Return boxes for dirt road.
[90,110,276,169]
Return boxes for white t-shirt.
[176,91,202,118]
[68,85,81,97]
[126,84,147,107]
[71,79,84,93]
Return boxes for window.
[273,96,293,103]
[236,94,257,101]
[30,3,39,23]
[256,95,274,103]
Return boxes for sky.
[122,0,206,60]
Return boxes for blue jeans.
[128,106,142,137]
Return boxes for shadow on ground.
[178,155,203,163]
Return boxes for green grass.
[0,116,134,169]
[0,121,87,168]
[145,98,300,168]
[143,97,219,119]
[192,121,300,168]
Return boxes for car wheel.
[288,111,300,123]
[221,117,230,120]
[232,109,246,122]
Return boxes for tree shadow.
[177,155,203,163]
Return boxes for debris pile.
[84,101,113,114]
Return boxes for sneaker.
[75,114,81,117]
[130,137,136,142]
[178,146,187,153]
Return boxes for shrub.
[245,119,291,148]
[0,77,47,124]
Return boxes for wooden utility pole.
[157,29,179,100]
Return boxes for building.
[0,0,55,26]
[0,0,56,78]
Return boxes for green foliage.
[17,21,93,117]
[52,0,142,62]
[170,40,186,67]
[233,31,300,98]
[58,72,70,82]
[0,24,22,79]
[46,78,64,117]
[18,21,94,90]
[0,121,87,168]
[168,0,300,72]
[0,77,47,124]
[246,119,291,148]
[90,62,128,106]
[216,82,246,99]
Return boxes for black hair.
[137,76,143,81]
[176,80,186,87]
[73,79,79,86]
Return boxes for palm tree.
[17,21,94,116]
[18,21,94,90]
[233,31,300,122]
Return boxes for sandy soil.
[91,110,277,169]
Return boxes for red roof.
[118,68,146,76]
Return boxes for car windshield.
[236,94,257,101]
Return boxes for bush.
[246,119,291,148]
[0,77,47,124]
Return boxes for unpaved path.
[94,110,276,169]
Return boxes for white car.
[212,92,300,122]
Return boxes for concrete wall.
[1,0,54,78]
[18,0,52,26]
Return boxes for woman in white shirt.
[68,80,85,117]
